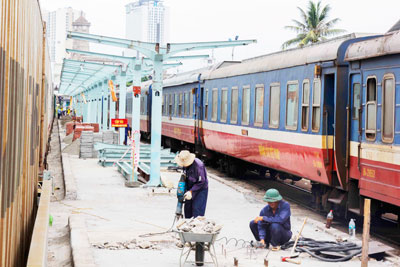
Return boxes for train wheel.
[258,168,267,178]
[268,170,278,180]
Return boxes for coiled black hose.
[281,237,362,262]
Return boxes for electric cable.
[138,215,181,238]
[281,237,362,262]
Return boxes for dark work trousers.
[249,220,292,247]
[184,188,208,218]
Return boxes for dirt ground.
[47,118,73,267]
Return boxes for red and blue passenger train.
[126,31,400,219]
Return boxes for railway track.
[224,170,400,249]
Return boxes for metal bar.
[118,72,127,144]
[102,81,108,131]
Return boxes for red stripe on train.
[202,128,333,185]
[349,155,400,206]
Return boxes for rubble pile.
[93,239,160,250]
[176,217,223,234]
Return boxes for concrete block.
[83,126,94,132]
[69,215,96,267]
[61,153,77,200]
[90,123,100,133]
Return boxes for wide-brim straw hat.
[175,150,195,167]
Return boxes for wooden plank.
[26,180,51,267]
[361,198,371,267]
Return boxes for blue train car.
[200,34,375,190]
[345,30,400,215]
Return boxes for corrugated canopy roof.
[59,59,122,96]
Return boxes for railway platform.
[47,120,400,267]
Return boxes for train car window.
[178,93,183,117]
[242,86,250,125]
[184,92,189,116]
[269,84,280,128]
[352,83,361,120]
[140,96,145,114]
[175,94,179,116]
[169,94,172,116]
[212,89,218,121]
[255,84,264,126]
[189,91,193,117]
[365,77,377,140]
[204,89,209,120]
[162,94,165,115]
[286,82,299,130]
[312,79,321,131]
[301,80,310,131]
[221,88,228,122]
[382,74,395,143]
[231,87,238,124]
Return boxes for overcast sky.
[40,0,400,72]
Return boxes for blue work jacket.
[258,200,291,240]
[184,158,208,198]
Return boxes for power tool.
[175,172,187,220]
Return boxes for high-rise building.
[125,0,170,45]
[42,8,87,86]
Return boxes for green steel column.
[118,71,127,145]
[148,59,163,186]
[91,87,97,123]
[84,90,89,122]
[102,81,108,131]
[97,83,102,126]
[131,61,142,182]
[87,89,92,122]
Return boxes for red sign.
[111,119,128,128]
[133,86,141,96]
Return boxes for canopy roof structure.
[59,59,122,96]
[65,31,256,187]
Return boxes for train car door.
[194,86,205,154]
[349,74,362,177]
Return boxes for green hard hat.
[263,188,282,202]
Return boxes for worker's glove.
[183,191,192,200]
[254,216,263,224]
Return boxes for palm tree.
[282,1,345,49]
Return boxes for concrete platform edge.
[69,215,97,267]
[62,153,78,200]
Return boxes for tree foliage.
[282,1,345,49]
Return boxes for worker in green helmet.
[250,188,292,250]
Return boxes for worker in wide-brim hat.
[175,150,208,218]
[249,188,292,250]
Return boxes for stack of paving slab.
[102,131,114,144]
[93,133,102,158]
[113,132,119,144]
[80,131,94,158]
